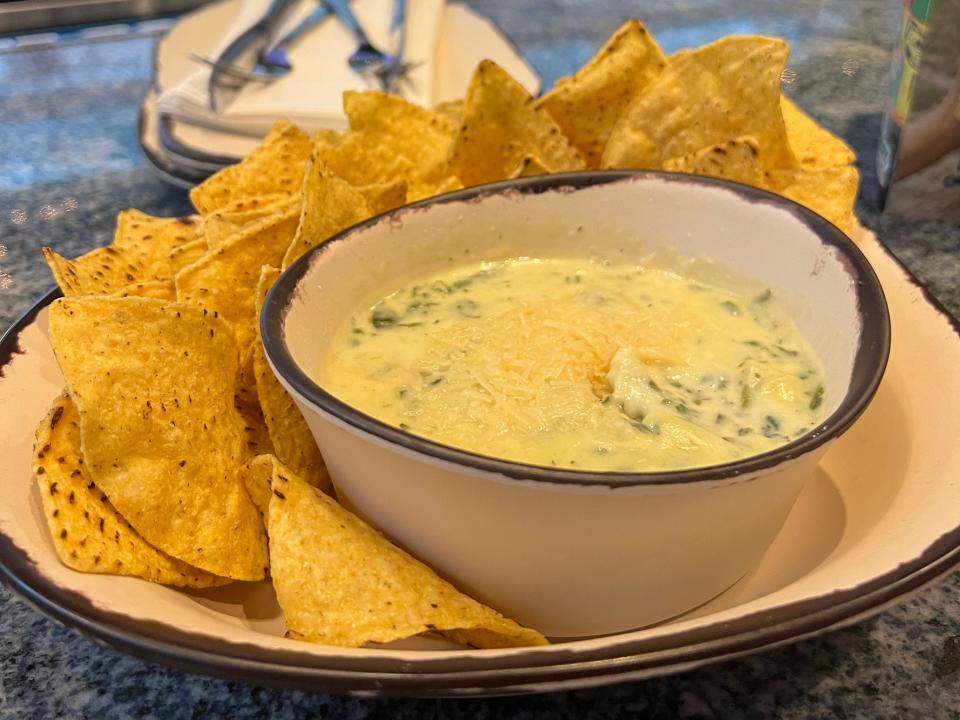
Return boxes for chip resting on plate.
[537,19,666,167]
[450,60,586,186]
[662,136,766,188]
[267,462,547,648]
[190,120,313,215]
[343,91,456,183]
[169,237,208,273]
[239,453,275,525]
[117,278,177,300]
[316,129,417,187]
[767,165,860,235]
[780,96,856,169]
[280,155,372,269]
[507,155,550,179]
[175,203,300,352]
[603,36,796,171]
[48,297,268,580]
[33,394,229,587]
[252,266,331,493]
[43,211,197,296]
[202,194,298,248]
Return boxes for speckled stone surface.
[1,1,959,717]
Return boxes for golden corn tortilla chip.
[508,155,550,179]
[433,99,463,124]
[203,195,298,248]
[43,212,197,297]
[781,96,856,168]
[662,136,766,188]
[450,60,586,186]
[48,297,268,580]
[239,453,275,524]
[317,130,417,187]
[190,120,313,215]
[113,210,199,279]
[175,203,300,352]
[356,180,408,215]
[768,165,859,236]
[268,463,547,648]
[407,175,464,203]
[537,20,666,167]
[169,237,208,273]
[280,155,372,269]
[118,278,176,300]
[603,36,796,171]
[253,266,332,493]
[33,395,229,587]
[42,246,141,297]
[235,387,275,459]
[344,91,456,182]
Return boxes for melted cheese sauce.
[321,258,826,472]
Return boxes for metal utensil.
[207,0,300,111]
[258,1,331,72]
[323,0,401,90]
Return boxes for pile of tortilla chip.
[36,19,858,649]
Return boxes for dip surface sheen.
[320,258,826,472]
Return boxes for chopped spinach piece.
[761,415,781,437]
[371,306,399,328]
[720,300,742,316]
[455,299,482,318]
[809,384,824,410]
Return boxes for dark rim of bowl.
[262,170,891,488]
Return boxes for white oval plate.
[1,227,958,697]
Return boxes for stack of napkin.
[142,0,540,182]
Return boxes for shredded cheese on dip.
[321,258,826,472]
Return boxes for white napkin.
[157,0,444,135]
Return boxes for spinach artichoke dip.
[321,258,827,472]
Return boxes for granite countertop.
[2,0,959,716]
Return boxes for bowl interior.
[276,173,884,440]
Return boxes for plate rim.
[1,238,959,695]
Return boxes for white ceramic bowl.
[262,172,890,638]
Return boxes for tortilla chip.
[407,175,464,203]
[780,96,856,168]
[42,246,142,297]
[48,297,268,580]
[175,204,300,351]
[118,278,176,300]
[268,464,547,648]
[317,130,417,187]
[433,99,463,124]
[33,394,229,587]
[662,136,766,187]
[43,212,197,296]
[252,266,332,493]
[239,453,275,523]
[280,155,372,269]
[451,60,586,186]
[235,387,275,459]
[767,165,859,236]
[113,210,199,278]
[356,180,408,215]
[203,195,298,248]
[508,155,550,179]
[602,36,796,171]
[190,120,313,215]
[344,91,456,182]
[537,20,666,167]
[169,237,208,273]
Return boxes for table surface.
[2,1,959,717]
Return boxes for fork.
[324,0,413,91]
